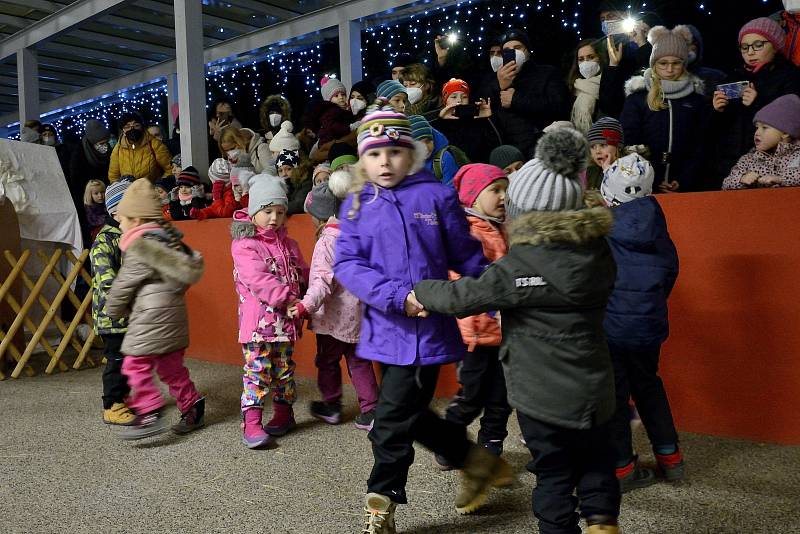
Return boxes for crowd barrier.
[173,187,799,446]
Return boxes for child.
[276,149,300,179]
[586,117,625,190]
[489,145,525,176]
[333,107,506,530]
[312,163,331,186]
[409,114,468,186]
[713,17,800,181]
[190,158,240,220]
[435,163,513,470]
[414,129,622,534]
[722,93,800,189]
[154,176,174,221]
[598,153,683,492]
[431,78,501,164]
[230,174,309,449]
[107,178,206,439]
[288,179,379,430]
[317,77,355,147]
[84,179,108,240]
[169,166,207,221]
[375,80,409,114]
[91,179,132,425]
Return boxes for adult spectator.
[390,53,416,81]
[67,120,111,246]
[680,24,727,102]
[208,98,242,160]
[19,120,41,143]
[349,80,376,121]
[431,33,478,90]
[568,38,610,134]
[41,124,72,177]
[401,63,441,121]
[481,28,571,158]
[108,112,172,183]
[146,124,166,144]
[259,94,292,141]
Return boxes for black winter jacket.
[480,61,571,158]
[415,207,617,430]
[430,115,502,164]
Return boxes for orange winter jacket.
[452,214,508,349]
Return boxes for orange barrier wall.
[177,188,800,445]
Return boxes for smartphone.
[437,35,450,50]
[716,81,750,99]
[502,48,516,65]
[605,20,628,36]
[453,104,479,120]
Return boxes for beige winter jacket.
[107,230,204,356]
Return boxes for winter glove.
[189,207,206,221]
[191,185,205,198]
[211,180,225,201]
[169,187,179,202]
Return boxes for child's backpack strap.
[433,145,471,182]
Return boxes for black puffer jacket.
[479,61,571,158]
[415,207,617,430]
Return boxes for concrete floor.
[1,358,798,534]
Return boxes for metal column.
[338,19,362,91]
[17,49,39,127]
[174,0,208,178]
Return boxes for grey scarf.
[643,69,695,100]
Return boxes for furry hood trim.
[509,206,613,247]
[624,71,705,97]
[127,235,204,285]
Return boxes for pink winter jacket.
[230,209,309,344]
[299,221,361,344]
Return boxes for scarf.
[178,191,193,205]
[119,222,160,252]
[644,69,695,100]
[82,136,109,170]
[571,75,602,134]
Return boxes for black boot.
[172,397,206,434]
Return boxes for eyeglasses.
[739,40,768,53]
[655,60,684,70]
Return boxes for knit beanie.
[376,79,408,101]
[753,93,800,138]
[84,119,110,144]
[117,178,163,220]
[171,153,182,168]
[356,106,415,156]
[276,149,300,169]
[321,77,347,102]
[177,166,201,187]
[268,121,300,153]
[499,28,531,50]
[313,163,332,183]
[409,114,434,141]
[490,145,525,170]
[506,129,587,218]
[247,173,289,216]
[739,17,786,54]
[332,157,357,173]
[154,175,175,193]
[304,182,341,221]
[105,178,132,215]
[587,117,625,147]
[600,153,654,206]
[648,26,690,67]
[453,163,508,208]
[208,158,231,183]
[442,78,470,102]
[351,80,376,99]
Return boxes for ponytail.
[155,218,188,253]
[647,70,667,112]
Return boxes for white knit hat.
[600,153,654,206]
[208,158,231,183]
[506,129,587,217]
[247,173,289,216]
[268,121,300,153]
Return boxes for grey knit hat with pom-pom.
[506,129,587,218]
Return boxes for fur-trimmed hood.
[509,206,613,247]
[230,208,289,242]
[127,233,204,286]
[624,71,705,97]
[260,95,292,133]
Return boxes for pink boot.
[264,402,296,436]
[241,408,272,449]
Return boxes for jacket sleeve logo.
[515,276,547,288]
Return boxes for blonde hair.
[647,70,668,112]
[83,179,106,205]
[218,126,248,158]
[346,140,429,219]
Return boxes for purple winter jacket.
[334,170,487,366]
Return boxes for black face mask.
[126,128,144,143]
[453,104,479,120]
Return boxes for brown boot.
[454,444,511,514]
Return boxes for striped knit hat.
[357,106,415,156]
[587,117,625,147]
[376,79,407,101]
[506,129,586,217]
[408,114,433,141]
[177,166,201,187]
[105,178,132,215]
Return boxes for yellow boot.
[103,403,136,425]
[587,525,620,534]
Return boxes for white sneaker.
[362,493,396,534]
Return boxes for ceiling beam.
[36,54,135,76]
[69,27,174,55]
[0,74,80,89]
[209,0,301,21]
[0,64,107,85]
[0,0,135,60]
[37,41,156,67]
[131,0,265,35]
[0,0,67,12]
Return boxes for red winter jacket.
[191,181,241,220]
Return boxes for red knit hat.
[739,17,786,54]
[442,78,470,103]
[453,163,508,207]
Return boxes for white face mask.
[785,0,800,13]
[43,137,56,147]
[406,87,423,105]
[350,98,366,115]
[490,55,503,72]
[578,60,601,79]
[268,113,282,128]
[514,49,528,68]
